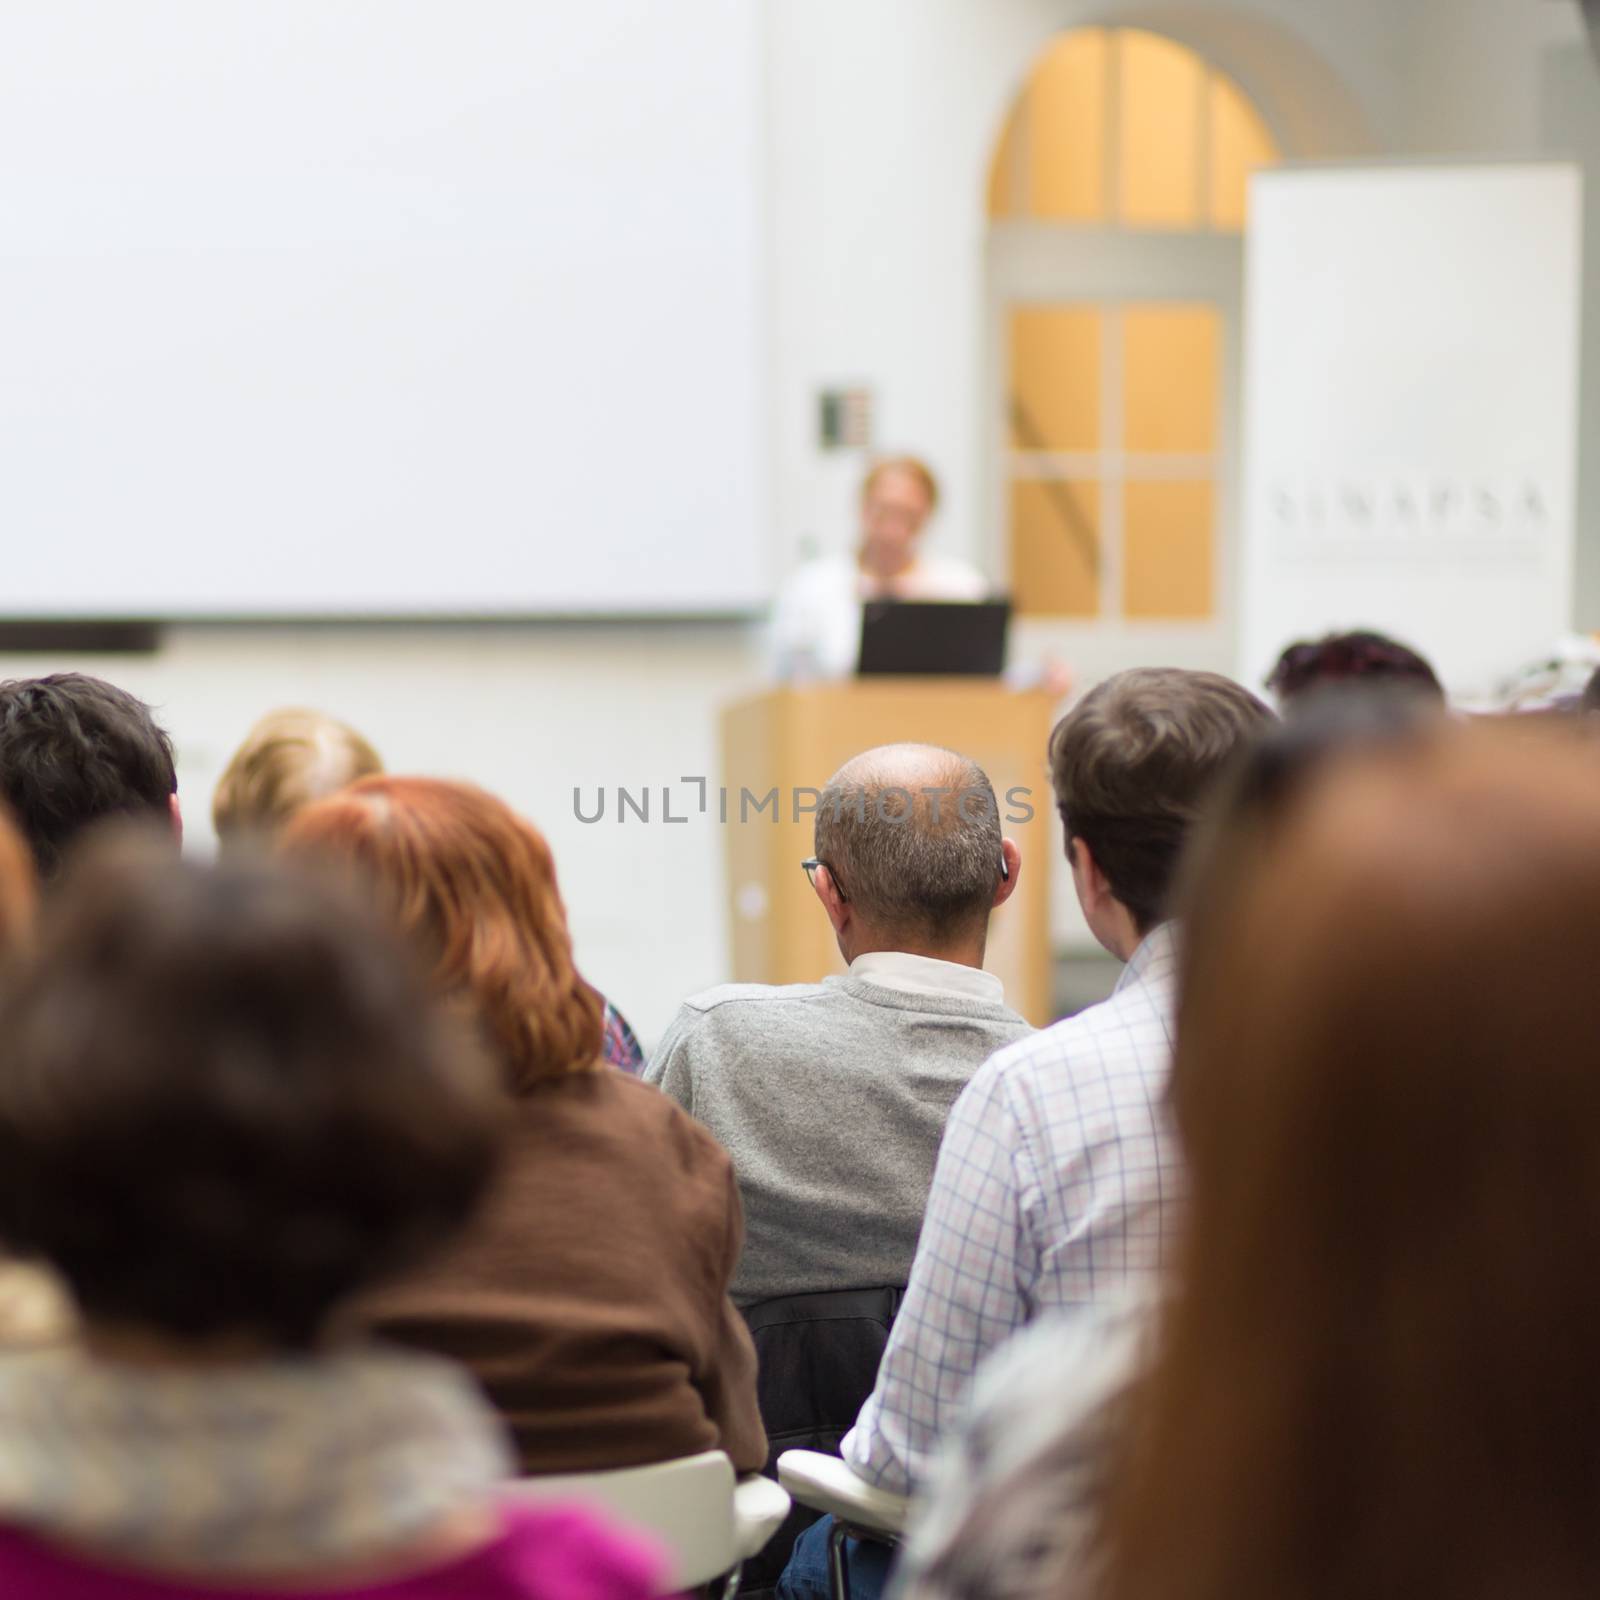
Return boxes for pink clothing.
[0,1502,663,1600]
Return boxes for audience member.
[0,841,657,1599]
[778,671,1271,1600]
[648,743,1030,1307]
[0,673,178,878]
[1092,724,1600,1600]
[1265,628,1444,710]
[212,706,382,852]
[283,776,765,1474]
[650,743,1030,1591]
[216,711,645,1070]
[895,691,1433,1600]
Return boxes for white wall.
[1394,0,1584,155]
[1387,0,1600,631]
[766,0,1404,948]
[765,0,1398,590]
[16,0,1593,1020]
[0,624,766,1047]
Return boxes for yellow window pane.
[1116,30,1202,229]
[1011,478,1101,617]
[1124,480,1214,619]
[1123,304,1219,453]
[1209,74,1278,230]
[1026,29,1108,222]
[1009,307,1100,452]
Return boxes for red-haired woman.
[281,777,765,1477]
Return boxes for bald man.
[645,744,1031,1306]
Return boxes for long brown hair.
[281,777,604,1092]
[1100,726,1600,1600]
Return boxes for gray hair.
[814,744,1003,940]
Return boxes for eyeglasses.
[800,857,848,901]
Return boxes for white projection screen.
[1238,163,1582,694]
[0,2,766,617]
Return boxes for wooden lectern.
[720,682,1057,1025]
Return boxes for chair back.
[515,1448,738,1591]
[738,1286,903,1596]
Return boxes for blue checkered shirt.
[841,922,1181,1495]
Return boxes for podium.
[720,682,1057,1025]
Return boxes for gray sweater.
[645,975,1032,1305]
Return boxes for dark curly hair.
[0,673,177,878]
[0,841,499,1348]
[1265,631,1444,708]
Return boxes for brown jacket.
[352,1066,766,1474]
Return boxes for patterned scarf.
[0,1343,511,1574]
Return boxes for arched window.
[988,29,1278,631]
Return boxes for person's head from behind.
[212,707,383,856]
[0,842,496,1354]
[1048,668,1274,960]
[859,455,939,576]
[1102,726,1600,1600]
[280,777,604,1094]
[1173,687,1442,955]
[0,673,178,879]
[810,743,1020,967]
[1265,628,1444,712]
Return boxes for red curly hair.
[280,777,603,1092]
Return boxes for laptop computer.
[856,598,1011,677]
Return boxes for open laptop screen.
[856,600,1011,676]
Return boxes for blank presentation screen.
[0,2,767,617]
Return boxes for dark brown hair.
[0,674,177,879]
[1265,629,1444,707]
[1100,726,1600,1600]
[281,777,604,1092]
[0,842,498,1348]
[1049,668,1273,931]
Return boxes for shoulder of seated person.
[968,1003,1143,1101]
[596,1067,736,1148]
[676,979,838,1017]
[961,1018,1066,1090]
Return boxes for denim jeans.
[773,1514,895,1600]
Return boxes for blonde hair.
[861,455,940,512]
[212,708,383,852]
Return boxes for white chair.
[776,1450,911,1600]
[515,1449,792,1597]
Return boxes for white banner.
[1238,163,1583,696]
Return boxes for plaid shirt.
[600,1000,644,1074]
[841,923,1181,1495]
